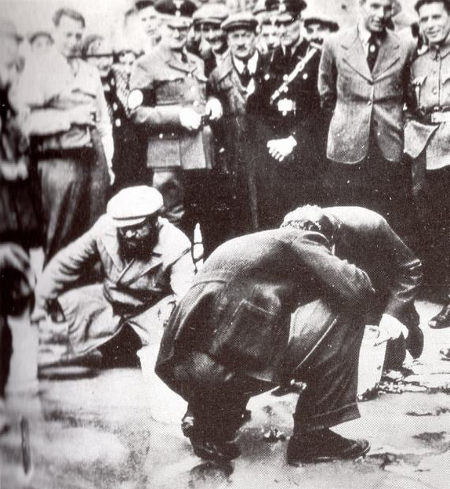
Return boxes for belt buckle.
[277,98,296,115]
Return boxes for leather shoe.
[190,437,241,462]
[406,323,424,358]
[287,429,370,465]
[429,304,450,329]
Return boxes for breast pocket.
[154,77,186,105]
[214,299,281,369]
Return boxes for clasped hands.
[267,136,297,162]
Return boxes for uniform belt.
[33,146,95,160]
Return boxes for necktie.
[241,62,251,87]
[367,34,379,72]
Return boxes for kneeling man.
[34,186,195,364]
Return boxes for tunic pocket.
[213,299,280,370]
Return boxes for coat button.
[303,73,308,80]
[367,100,372,105]
[432,87,438,95]
[115,119,121,127]
[159,133,163,139]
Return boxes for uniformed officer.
[129,0,222,258]
[246,0,326,229]
[192,3,230,76]
[404,0,450,329]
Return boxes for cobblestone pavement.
[1,299,449,489]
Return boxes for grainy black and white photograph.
[0,0,449,487]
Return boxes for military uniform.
[129,0,216,255]
[404,38,450,306]
[247,37,325,229]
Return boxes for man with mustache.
[33,186,195,365]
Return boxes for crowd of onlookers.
[1,0,450,434]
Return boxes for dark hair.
[415,0,450,13]
[52,7,86,28]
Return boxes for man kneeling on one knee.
[33,186,195,364]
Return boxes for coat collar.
[215,50,267,83]
[341,26,400,82]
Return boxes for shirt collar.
[233,50,259,75]
[429,32,450,59]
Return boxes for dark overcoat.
[156,228,375,393]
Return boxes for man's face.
[53,15,84,58]
[200,22,226,52]
[260,22,279,51]
[227,28,256,60]
[160,21,190,51]
[0,35,20,66]
[138,6,159,38]
[359,0,394,33]
[118,51,137,74]
[31,35,52,54]
[86,38,114,77]
[275,17,301,48]
[418,2,450,45]
[117,217,159,259]
[304,22,333,45]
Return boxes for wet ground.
[1,299,449,489]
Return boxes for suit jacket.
[156,228,375,388]
[327,206,422,327]
[319,27,415,163]
[36,215,195,315]
[129,44,213,170]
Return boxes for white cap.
[107,186,164,228]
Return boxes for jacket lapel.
[372,31,400,79]
[341,27,372,82]
[216,54,234,83]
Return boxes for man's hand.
[0,160,28,181]
[205,98,223,121]
[374,314,409,346]
[0,243,30,274]
[69,105,96,126]
[179,107,202,131]
[267,136,297,162]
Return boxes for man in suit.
[318,0,415,236]
[246,0,327,229]
[208,12,271,241]
[33,186,195,365]
[129,0,222,258]
[156,212,378,463]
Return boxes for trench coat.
[36,215,195,359]
[156,228,376,392]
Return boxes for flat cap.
[28,28,53,44]
[193,3,230,26]
[221,12,258,33]
[107,186,163,227]
[0,19,22,41]
[265,0,307,18]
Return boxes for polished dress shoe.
[429,304,450,329]
[406,323,424,358]
[190,437,241,462]
[287,429,370,465]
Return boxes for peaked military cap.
[135,0,155,11]
[265,0,307,18]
